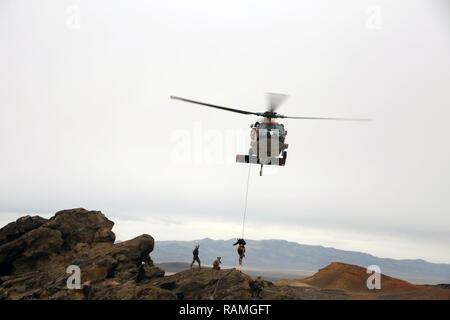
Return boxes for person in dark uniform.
[190,245,201,269]
[135,261,146,283]
[249,276,264,299]
[233,238,246,246]
[82,281,94,300]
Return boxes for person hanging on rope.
[190,244,201,269]
[233,238,246,266]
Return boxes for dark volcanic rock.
[0,208,164,299]
[0,215,48,246]
[0,208,118,277]
[152,268,253,300]
[0,224,63,274]
[45,208,115,248]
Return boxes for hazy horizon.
[1,209,450,266]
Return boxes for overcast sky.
[1,0,449,264]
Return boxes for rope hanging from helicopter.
[241,164,251,239]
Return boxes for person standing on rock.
[249,276,264,299]
[135,261,146,283]
[212,257,222,270]
[190,245,201,269]
[233,238,246,266]
[82,281,94,300]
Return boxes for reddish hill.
[299,262,450,299]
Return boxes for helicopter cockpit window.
[260,124,284,134]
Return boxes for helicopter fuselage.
[249,121,288,161]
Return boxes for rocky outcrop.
[153,268,253,300]
[0,209,163,300]
[0,215,48,246]
[45,208,116,248]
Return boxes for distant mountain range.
[153,238,450,284]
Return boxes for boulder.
[0,226,63,274]
[151,268,253,300]
[0,208,165,299]
[45,208,115,248]
[0,215,48,246]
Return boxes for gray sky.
[1,0,449,263]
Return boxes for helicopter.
[170,94,370,176]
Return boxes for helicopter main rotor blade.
[267,92,288,112]
[170,96,262,116]
[278,115,371,121]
